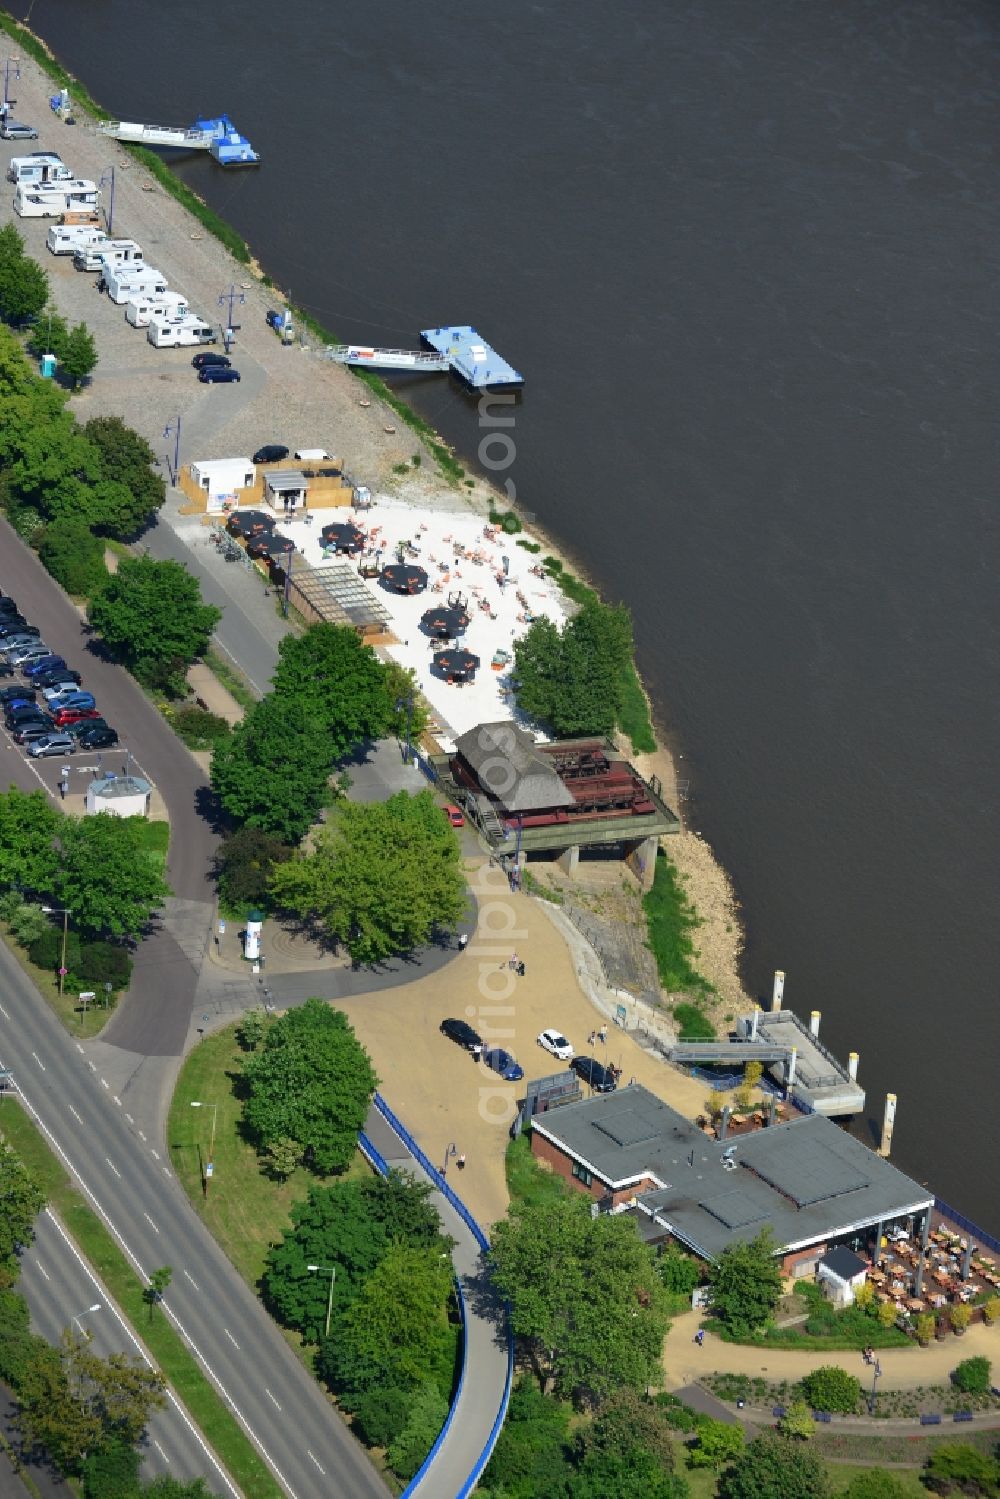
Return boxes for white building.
[816,1246,869,1307]
[188,457,256,510]
[85,774,152,819]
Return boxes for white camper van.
[125,292,189,328]
[7,153,72,186]
[74,239,143,273]
[46,224,108,256]
[147,317,217,349]
[14,179,99,219]
[105,265,167,305]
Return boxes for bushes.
[951,1355,991,1394]
[26,928,132,991]
[215,826,293,914]
[171,706,232,751]
[799,1364,862,1414]
[644,853,714,998]
[39,516,107,596]
[674,1002,716,1040]
[351,1385,411,1449]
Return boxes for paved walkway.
[664,1306,1000,1392]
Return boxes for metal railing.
[935,1199,1000,1256]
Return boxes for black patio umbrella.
[420,605,470,637]
[381,563,429,595]
[227,509,275,538]
[247,531,295,561]
[433,648,480,681]
[321,521,365,553]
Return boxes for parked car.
[24,655,67,679]
[198,366,241,384]
[191,352,231,370]
[442,803,466,827]
[76,725,118,749]
[252,443,289,465]
[37,673,83,693]
[52,707,101,728]
[0,660,11,678]
[0,620,34,639]
[483,1047,524,1082]
[537,1028,574,1061]
[65,716,110,739]
[0,685,35,704]
[571,1056,617,1093]
[9,644,51,666]
[439,1017,483,1054]
[0,120,39,140]
[265,309,283,330]
[6,701,49,724]
[0,628,39,647]
[27,734,76,758]
[0,595,21,613]
[13,722,58,746]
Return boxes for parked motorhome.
[105,265,167,305]
[73,239,142,273]
[7,153,71,185]
[125,292,189,328]
[147,317,217,348]
[14,179,99,219]
[46,224,108,255]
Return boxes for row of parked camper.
[9,150,218,349]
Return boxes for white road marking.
[34,1258,49,1282]
[125,1113,134,1124]
[68,1105,83,1124]
[113,1096,122,1108]
[183,1269,199,1290]
[224,1328,239,1349]
[138,1129,147,1141]
[0,1003,9,1020]
[75,1043,84,1054]
[87,1060,96,1071]
[31,1052,45,1071]
[265,1387,281,1410]
[149,1147,159,1160]
[105,1157,121,1179]
[153,1440,168,1463]
[143,1212,159,1234]
[307,1451,325,1475]
[100,1078,109,1090]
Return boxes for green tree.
[269,791,466,964]
[318,1243,455,1400]
[513,600,634,737]
[2,399,99,523]
[923,1441,1000,1495]
[143,1266,173,1322]
[0,236,48,326]
[262,1136,301,1182]
[0,785,60,894]
[215,826,293,912]
[778,1400,815,1440]
[489,1195,670,1402]
[718,1431,830,1499]
[383,659,429,744]
[69,1337,166,1448]
[952,1355,992,1395]
[88,555,220,694]
[84,416,165,535]
[0,1288,35,1386]
[658,1243,701,1299]
[270,623,394,756]
[211,696,336,841]
[81,1438,140,1499]
[351,1385,412,1451]
[479,1379,571,1499]
[688,1415,745,1469]
[0,1142,45,1288]
[799,1365,862,1414]
[242,999,377,1174]
[841,1471,912,1499]
[15,1339,103,1471]
[143,1480,217,1498]
[235,1007,267,1053]
[58,322,98,390]
[27,307,69,359]
[263,1173,447,1339]
[57,814,170,939]
[707,1229,783,1337]
[39,514,107,596]
[386,1379,448,1481]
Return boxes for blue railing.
[368,1094,513,1497]
[935,1198,1000,1256]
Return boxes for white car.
[537,1028,574,1062]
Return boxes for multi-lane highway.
[0,938,388,1499]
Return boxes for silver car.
[27,734,75,758]
[0,120,39,140]
[8,644,50,665]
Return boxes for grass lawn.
[0,1102,282,1499]
[203,648,260,712]
[643,852,715,999]
[135,818,170,874]
[826,1463,924,1493]
[505,1131,572,1212]
[0,923,108,1039]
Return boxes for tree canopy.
[88,555,220,694]
[707,1228,783,1337]
[0,1142,45,1289]
[513,600,634,737]
[269,790,466,964]
[923,1441,1000,1495]
[57,814,170,940]
[211,696,336,841]
[489,1195,670,1402]
[242,999,377,1174]
[39,515,108,597]
[84,416,165,536]
[718,1431,830,1499]
[799,1365,862,1414]
[214,826,293,914]
[0,223,49,327]
[270,624,395,757]
[0,785,60,894]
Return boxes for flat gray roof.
[531,1084,932,1260]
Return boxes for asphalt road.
[0,942,388,1499]
[19,1208,228,1492]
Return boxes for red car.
[443,803,465,827]
[52,707,101,728]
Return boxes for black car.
[199,366,241,384]
[76,725,118,749]
[0,620,35,639]
[439,1017,483,1054]
[65,716,109,739]
[12,721,56,745]
[571,1056,617,1094]
[0,685,35,704]
[191,352,231,370]
[32,667,82,689]
[0,660,11,678]
[0,598,21,616]
[252,444,289,465]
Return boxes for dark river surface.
[28,0,1000,1226]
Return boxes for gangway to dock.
[97,114,259,167]
[324,324,524,390]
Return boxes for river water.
[28,0,1000,1226]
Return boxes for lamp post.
[442,1141,457,1177]
[71,1303,101,1338]
[281,546,294,618]
[99,166,115,235]
[307,1264,337,1340]
[3,57,19,111]
[190,1100,218,1195]
[163,416,181,485]
[394,693,414,763]
[868,1358,883,1415]
[218,284,246,351]
[41,905,71,995]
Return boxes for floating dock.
[325,325,523,390]
[97,114,259,167]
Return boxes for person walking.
[599,1024,608,1044]
[457,1153,466,1170]
[458,932,469,951]
[588,1031,597,1047]
[695,1328,705,1347]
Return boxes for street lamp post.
[394,693,414,763]
[3,58,20,111]
[99,166,115,235]
[307,1264,337,1339]
[71,1303,101,1338]
[218,284,246,351]
[190,1100,218,1195]
[41,905,71,996]
[868,1358,883,1414]
[442,1141,457,1177]
[163,416,181,485]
